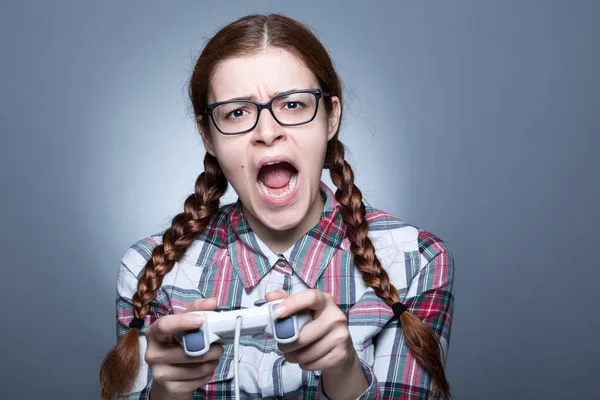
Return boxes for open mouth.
[257,161,299,199]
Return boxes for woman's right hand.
[145,297,223,400]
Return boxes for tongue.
[258,163,296,188]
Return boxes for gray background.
[1,0,598,398]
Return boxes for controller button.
[215,306,231,312]
[184,331,206,352]
[254,299,268,307]
[274,317,295,339]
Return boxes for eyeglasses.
[204,88,329,135]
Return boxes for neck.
[243,196,325,254]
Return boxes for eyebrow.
[219,88,300,103]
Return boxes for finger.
[147,298,218,344]
[151,359,220,383]
[298,346,349,372]
[146,313,205,345]
[146,342,224,365]
[274,289,330,319]
[282,328,346,365]
[265,290,289,302]
[277,318,330,353]
[185,297,218,313]
[278,307,347,353]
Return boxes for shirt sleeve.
[372,231,455,399]
[114,237,164,399]
[316,359,380,399]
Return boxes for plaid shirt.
[115,182,455,399]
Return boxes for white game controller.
[176,299,312,356]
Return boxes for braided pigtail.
[100,153,228,399]
[325,138,450,399]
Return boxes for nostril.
[253,120,286,145]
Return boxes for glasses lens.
[272,92,317,125]
[213,102,258,134]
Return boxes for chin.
[257,202,310,232]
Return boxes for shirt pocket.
[347,291,394,367]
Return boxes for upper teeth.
[266,162,281,166]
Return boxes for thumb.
[185,297,218,313]
[265,290,289,302]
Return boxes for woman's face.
[202,48,341,236]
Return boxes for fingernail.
[275,305,286,318]
[190,314,204,326]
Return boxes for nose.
[252,107,285,146]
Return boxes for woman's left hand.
[264,289,358,374]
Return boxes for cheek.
[300,129,329,159]
[218,157,245,179]
[214,155,251,191]
[212,139,245,172]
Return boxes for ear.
[196,116,216,156]
[327,95,341,141]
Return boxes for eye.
[283,101,304,111]
[225,107,249,120]
[231,109,245,117]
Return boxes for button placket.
[282,273,292,292]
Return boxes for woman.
[101,14,455,400]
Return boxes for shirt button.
[314,370,321,377]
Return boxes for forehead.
[208,48,318,103]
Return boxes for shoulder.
[364,206,454,276]
[363,206,419,254]
[416,229,454,267]
[193,202,236,248]
[119,234,163,279]
[120,202,237,277]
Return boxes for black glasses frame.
[204,88,330,135]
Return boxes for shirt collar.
[227,182,346,292]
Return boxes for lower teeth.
[258,174,297,198]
